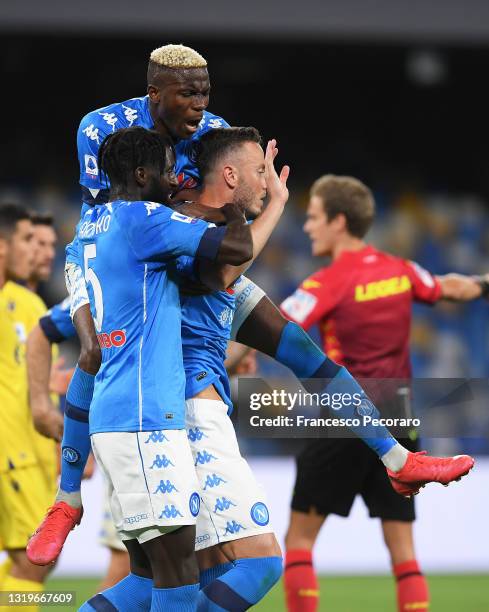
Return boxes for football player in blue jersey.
[65,126,254,611]
[78,43,227,208]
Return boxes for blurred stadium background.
[1,1,488,609]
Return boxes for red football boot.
[27,502,83,565]
[387,451,475,497]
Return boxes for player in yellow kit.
[0,203,54,610]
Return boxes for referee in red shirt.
[280,175,487,612]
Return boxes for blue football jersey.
[39,296,76,343]
[77,95,229,204]
[177,259,247,412]
[75,200,225,434]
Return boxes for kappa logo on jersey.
[153,480,178,494]
[281,289,318,324]
[187,427,208,442]
[62,447,81,464]
[170,211,198,224]
[145,202,162,216]
[122,104,138,126]
[203,473,226,490]
[158,505,183,520]
[97,329,126,349]
[82,124,101,144]
[355,275,411,302]
[145,431,169,444]
[223,520,245,536]
[214,497,237,514]
[194,450,217,466]
[84,154,98,177]
[150,454,174,469]
[189,492,200,517]
[98,112,118,131]
[250,502,270,526]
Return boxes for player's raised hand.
[265,139,290,206]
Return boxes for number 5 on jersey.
[84,244,103,332]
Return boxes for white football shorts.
[91,430,200,544]
[186,399,273,550]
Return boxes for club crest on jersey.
[250,502,269,526]
[218,307,234,327]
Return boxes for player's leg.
[80,429,200,611]
[282,438,364,612]
[0,464,56,612]
[97,483,130,591]
[382,521,429,612]
[27,301,99,565]
[283,510,325,612]
[80,538,153,612]
[361,435,429,612]
[187,398,282,610]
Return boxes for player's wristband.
[475,275,489,298]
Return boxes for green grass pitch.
[43,574,489,611]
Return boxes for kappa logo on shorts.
[150,454,174,469]
[187,427,208,442]
[189,492,200,517]
[124,512,149,525]
[145,431,169,444]
[195,533,210,545]
[194,451,217,466]
[62,447,81,464]
[153,480,178,494]
[203,473,226,490]
[214,497,237,514]
[250,502,270,527]
[223,520,245,536]
[159,505,183,520]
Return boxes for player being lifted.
[280,175,487,612]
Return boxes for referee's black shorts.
[291,435,419,521]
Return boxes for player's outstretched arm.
[27,324,64,442]
[437,273,487,301]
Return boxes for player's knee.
[235,556,283,604]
